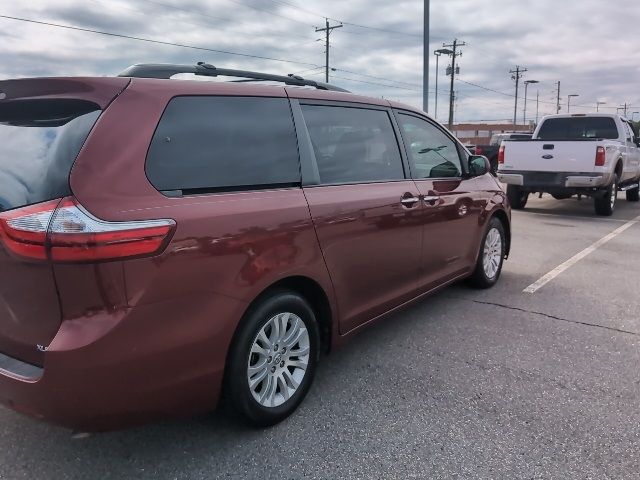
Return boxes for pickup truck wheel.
[468,217,505,289]
[506,185,528,209]
[626,184,640,202]
[594,175,618,216]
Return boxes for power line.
[306,71,421,91]
[333,68,422,89]
[260,0,426,38]
[221,0,313,27]
[135,0,314,40]
[0,14,321,68]
[0,13,448,95]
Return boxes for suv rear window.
[146,96,300,193]
[0,99,100,212]
[537,117,618,140]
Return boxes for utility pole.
[622,102,628,117]
[315,19,342,83]
[556,81,561,114]
[442,38,465,129]
[510,66,527,127]
[536,90,540,124]
[423,0,430,113]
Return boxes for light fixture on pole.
[567,94,579,113]
[433,48,452,120]
[596,101,606,112]
[523,80,539,125]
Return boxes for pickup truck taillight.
[0,197,175,262]
[595,146,606,167]
[498,144,505,164]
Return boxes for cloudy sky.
[1,0,639,124]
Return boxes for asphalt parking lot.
[2,193,640,480]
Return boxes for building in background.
[452,122,534,145]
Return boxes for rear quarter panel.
[69,79,337,367]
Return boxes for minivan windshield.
[536,117,618,141]
[0,100,100,212]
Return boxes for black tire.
[468,217,506,289]
[489,156,499,175]
[225,290,319,427]
[626,184,640,202]
[506,185,528,210]
[594,175,618,216]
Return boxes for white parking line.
[523,214,640,294]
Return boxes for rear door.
[0,78,127,365]
[394,111,483,288]
[294,101,422,333]
[622,121,640,180]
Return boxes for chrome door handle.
[423,195,439,206]
[401,196,420,206]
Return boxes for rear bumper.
[0,294,245,431]
[498,170,611,189]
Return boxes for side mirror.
[468,155,491,177]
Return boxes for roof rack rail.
[118,62,350,92]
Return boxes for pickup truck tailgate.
[502,141,599,173]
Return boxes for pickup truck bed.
[498,114,640,216]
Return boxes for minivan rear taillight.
[595,146,606,167]
[0,197,175,262]
[498,144,505,164]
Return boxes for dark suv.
[0,63,510,430]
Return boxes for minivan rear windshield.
[537,117,618,141]
[0,99,100,212]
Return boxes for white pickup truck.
[498,114,640,215]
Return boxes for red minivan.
[0,64,510,430]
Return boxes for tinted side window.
[0,100,100,212]
[537,117,618,140]
[300,105,404,184]
[146,96,300,192]
[397,114,462,178]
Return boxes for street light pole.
[434,51,441,120]
[433,48,452,121]
[567,94,579,113]
[523,80,539,125]
[536,90,540,125]
[596,101,606,112]
[423,0,430,112]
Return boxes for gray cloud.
[0,0,639,123]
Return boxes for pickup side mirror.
[468,155,491,177]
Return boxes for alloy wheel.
[483,227,502,279]
[247,312,310,408]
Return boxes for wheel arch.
[233,276,334,357]
[492,209,511,258]
[615,158,624,178]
